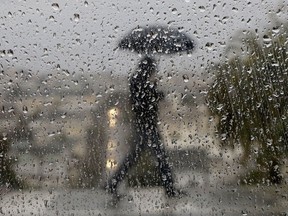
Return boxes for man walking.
[105,57,180,200]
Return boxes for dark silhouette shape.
[106,57,178,197]
[105,25,194,200]
[118,25,194,55]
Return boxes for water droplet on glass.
[216,104,223,111]
[263,35,272,43]
[7,49,14,57]
[128,195,134,203]
[8,80,13,85]
[199,6,205,12]
[49,15,55,21]
[61,113,67,119]
[8,107,14,113]
[205,42,214,51]
[267,139,272,146]
[182,74,189,82]
[52,3,59,10]
[272,27,280,34]
[221,133,227,141]
[2,134,7,141]
[84,1,88,7]
[48,132,56,137]
[63,70,70,76]
[171,8,177,14]
[44,200,48,208]
[114,25,119,32]
[0,50,5,57]
[23,106,28,114]
[74,14,80,22]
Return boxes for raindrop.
[241,211,248,216]
[267,139,272,146]
[0,50,5,57]
[74,14,80,22]
[23,106,28,114]
[263,35,272,43]
[171,8,177,14]
[199,6,205,12]
[272,27,280,34]
[205,42,214,51]
[221,133,227,141]
[114,25,119,32]
[7,49,14,57]
[48,132,56,137]
[44,200,48,208]
[216,104,223,111]
[271,62,279,67]
[62,70,70,76]
[128,195,134,203]
[222,16,229,22]
[49,15,55,21]
[51,3,59,10]
[2,134,7,141]
[84,1,88,7]
[8,80,13,85]
[182,74,189,82]
[61,113,67,119]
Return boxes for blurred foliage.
[207,19,288,184]
[0,135,22,188]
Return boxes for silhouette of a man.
[106,56,178,198]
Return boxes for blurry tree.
[0,70,41,189]
[0,134,21,188]
[207,20,288,184]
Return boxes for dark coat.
[129,57,162,127]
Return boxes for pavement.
[1,184,288,216]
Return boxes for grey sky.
[1,0,287,76]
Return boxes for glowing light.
[106,159,117,169]
[107,140,116,151]
[108,108,118,128]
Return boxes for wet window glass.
[1,0,288,215]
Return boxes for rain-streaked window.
[1,0,288,215]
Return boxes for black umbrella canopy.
[118,25,194,55]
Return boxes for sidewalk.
[1,185,287,215]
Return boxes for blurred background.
[1,0,288,215]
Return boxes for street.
[1,183,287,216]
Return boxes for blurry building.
[1,71,234,190]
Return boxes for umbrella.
[118,25,194,55]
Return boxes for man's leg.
[151,131,176,196]
[106,136,144,194]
